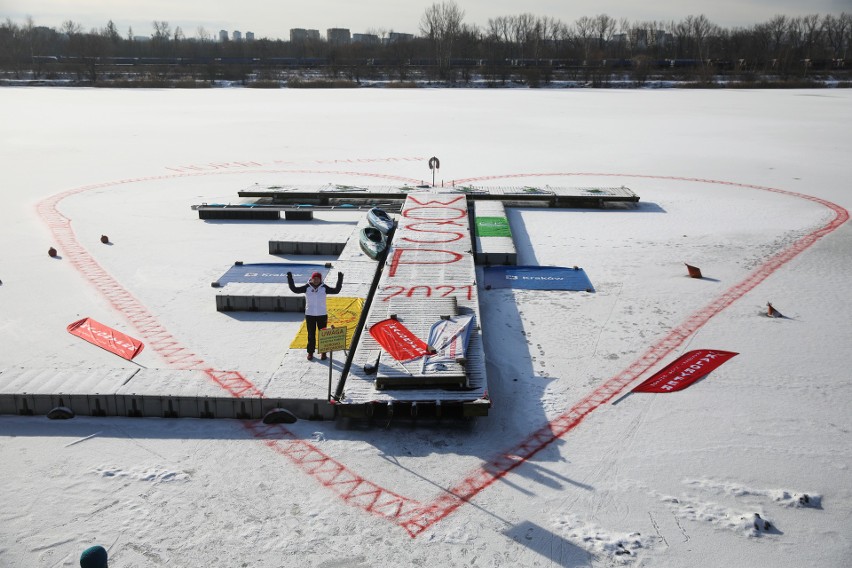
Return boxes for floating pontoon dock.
[1,184,638,422]
[236,183,639,209]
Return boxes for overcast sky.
[4,0,851,39]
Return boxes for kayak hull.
[367,207,395,235]
[359,226,387,260]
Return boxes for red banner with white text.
[369,318,431,362]
[67,317,145,361]
[632,349,738,393]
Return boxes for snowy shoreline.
[3,76,850,89]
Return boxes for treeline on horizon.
[1,2,850,86]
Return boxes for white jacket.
[305,284,329,316]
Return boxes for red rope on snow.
[36,169,848,538]
[393,172,848,536]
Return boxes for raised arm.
[287,271,307,294]
[325,271,344,294]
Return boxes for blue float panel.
[482,266,593,291]
[217,263,328,286]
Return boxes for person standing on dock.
[287,270,344,360]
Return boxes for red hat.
[311,272,322,279]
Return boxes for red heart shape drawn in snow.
[38,168,848,537]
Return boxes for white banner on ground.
[421,314,474,374]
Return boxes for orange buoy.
[685,263,702,278]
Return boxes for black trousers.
[305,314,328,354]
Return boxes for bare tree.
[152,20,171,56]
[61,20,83,36]
[103,20,120,44]
[550,19,572,61]
[152,21,171,40]
[23,16,56,78]
[823,13,851,59]
[801,14,823,59]
[1,19,25,77]
[511,13,535,60]
[484,16,513,83]
[690,14,718,62]
[767,15,789,55]
[487,16,512,44]
[419,0,465,79]
[574,16,595,61]
[454,23,480,82]
[593,13,616,51]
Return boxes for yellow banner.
[289,297,364,349]
[317,326,348,352]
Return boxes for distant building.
[132,36,151,42]
[385,32,414,44]
[611,33,627,48]
[327,28,351,45]
[232,30,242,41]
[245,31,255,41]
[219,29,229,42]
[290,28,321,42]
[352,33,380,45]
[626,29,670,50]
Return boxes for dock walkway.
[3,184,639,422]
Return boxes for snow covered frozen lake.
[1,87,850,567]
